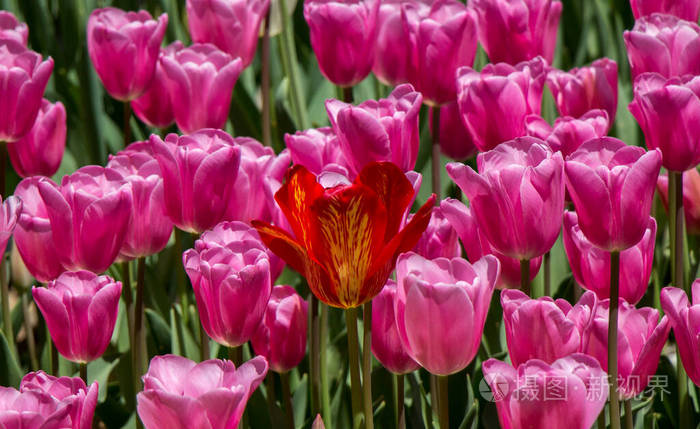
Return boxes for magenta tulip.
[0,11,28,46]
[525,109,610,157]
[440,198,542,289]
[0,195,20,256]
[564,137,662,251]
[160,43,243,134]
[326,84,422,175]
[285,127,350,176]
[456,57,547,151]
[187,0,270,68]
[8,99,66,178]
[183,221,272,347]
[657,170,700,235]
[131,42,182,129]
[395,252,499,375]
[429,101,478,161]
[547,58,618,122]
[624,14,700,80]
[447,137,565,260]
[483,354,608,429]
[87,7,168,101]
[580,298,670,398]
[303,0,379,87]
[151,129,241,233]
[660,279,700,386]
[631,0,700,21]
[138,355,268,429]
[563,211,656,304]
[411,206,460,260]
[0,40,53,142]
[629,73,700,172]
[251,285,307,373]
[33,271,122,363]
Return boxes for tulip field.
[2,0,700,428]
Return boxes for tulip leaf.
[0,330,22,387]
[145,308,171,356]
[88,357,120,403]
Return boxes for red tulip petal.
[273,164,324,250]
[251,221,308,275]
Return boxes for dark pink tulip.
[0,195,20,256]
[303,0,379,87]
[131,42,182,129]
[441,198,542,289]
[183,221,272,347]
[371,279,419,374]
[624,14,700,79]
[411,206,460,260]
[87,8,168,101]
[660,280,700,386]
[285,127,350,176]
[0,11,28,46]
[372,0,424,86]
[13,177,64,282]
[456,57,547,151]
[37,166,132,273]
[151,129,241,233]
[251,285,307,373]
[429,101,478,161]
[546,58,618,122]
[483,354,608,429]
[160,43,243,134]
[0,40,53,142]
[631,0,700,21]
[525,109,610,157]
[187,0,269,68]
[138,355,268,429]
[326,84,422,175]
[629,73,700,172]
[657,170,700,235]
[580,298,670,399]
[8,99,66,178]
[395,252,499,375]
[472,0,561,65]
[563,211,656,305]
[107,142,174,260]
[20,371,98,429]
[565,137,662,251]
[448,137,565,260]
[33,271,122,363]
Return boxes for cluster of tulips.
[0,0,700,428]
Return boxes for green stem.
[261,11,271,147]
[277,0,308,129]
[597,412,606,429]
[134,257,146,380]
[342,86,354,104]
[544,251,551,296]
[345,307,363,429]
[174,229,189,325]
[229,346,243,366]
[0,254,13,358]
[80,362,87,384]
[123,102,131,148]
[265,374,277,417]
[320,304,331,428]
[608,250,621,429]
[396,374,405,429]
[362,303,374,429]
[281,372,295,429]
[431,107,441,199]
[624,400,633,429]
[437,376,449,429]
[520,259,531,297]
[309,295,321,417]
[49,330,58,375]
[22,293,38,371]
[430,375,439,428]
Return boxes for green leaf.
[0,330,22,387]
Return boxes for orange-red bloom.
[253,162,435,308]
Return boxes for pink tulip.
[429,101,478,161]
[326,84,422,175]
[456,57,547,151]
[447,137,565,260]
[0,11,28,46]
[483,354,608,429]
[440,198,542,289]
[657,170,700,235]
[20,371,98,429]
[563,211,656,304]
[33,271,122,363]
[312,415,326,429]
[107,142,173,260]
[160,43,243,134]
[472,0,562,65]
[660,280,700,386]
[151,129,241,234]
[411,206,460,260]
[285,127,350,176]
[564,137,662,251]
[251,285,307,373]
[624,14,700,80]
[8,99,66,178]
[303,0,379,87]
[131,42,182,129]
[187,0,270,68]
[525,109,610,157]
[87,7,168,101]
[183,221,272,347]
[13,177,64,282]
[629,73,700,172]
[372,0,423,86]
[36,165,132,273]
[0,195,20,256]
[0,40,53,142]
[580,298,670,399]
[630,0,700,21]
[546,58,618,122]
[138,355,268,429]
[395,252,499,375]
[502,289,595,367]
